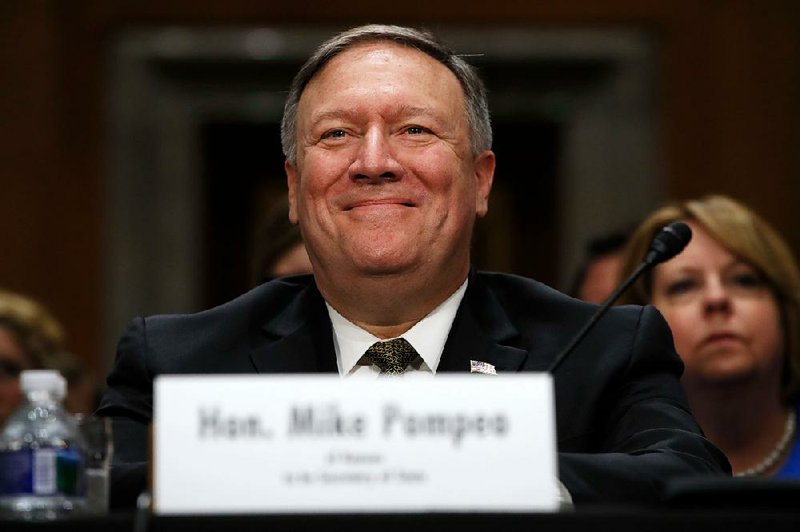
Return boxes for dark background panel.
[0,0,798,382]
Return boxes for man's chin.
[356,262,417,278]
[348,254,420,278]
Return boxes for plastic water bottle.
[0,370,87,520]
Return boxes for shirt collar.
[326,278,468,376]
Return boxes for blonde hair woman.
[619,195,800,477]
[0,290,95,422]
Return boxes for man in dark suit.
[98,24,729,508]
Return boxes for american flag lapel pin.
[470,360,497,375]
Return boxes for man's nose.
[349,130,403,183]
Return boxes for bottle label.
[33,448,56,494]
[0,448,84,496]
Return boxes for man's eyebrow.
[308,110,352,127]
[313,106,440,119]
[395,105,437,116]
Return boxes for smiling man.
[98,24,728,508]
[285,36,494,340]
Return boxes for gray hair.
[280,24,492,165]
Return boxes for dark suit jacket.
[97,270,729,508]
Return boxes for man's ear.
[285,160,300,224]
[474,150,495,218]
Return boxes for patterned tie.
[363,338,418,375]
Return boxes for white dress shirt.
[324,278,573,505]
[326,279,468,378]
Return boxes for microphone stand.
[547,220,691,373]
[547,261,650,373]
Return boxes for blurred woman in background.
[618,195,800,478]
[249,199,313,287]
[0,289,96,424]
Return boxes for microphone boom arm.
[547,220,691,373]
[547,261,649,373]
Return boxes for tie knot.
[363,338,418,375]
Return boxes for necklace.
[734,409,796,477]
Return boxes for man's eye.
[321,129,346,139]
[404,126,429,135]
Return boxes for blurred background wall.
[1,0,798,387]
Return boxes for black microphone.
[547,221,692,373]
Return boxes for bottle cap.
[20,369,67,399]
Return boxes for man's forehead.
[304,41,455,93]
[335,41,409,60]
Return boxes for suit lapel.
[247,272,550,375]
[438,271,529,373]
[249,281,338,374]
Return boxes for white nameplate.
[154,374,558,514]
